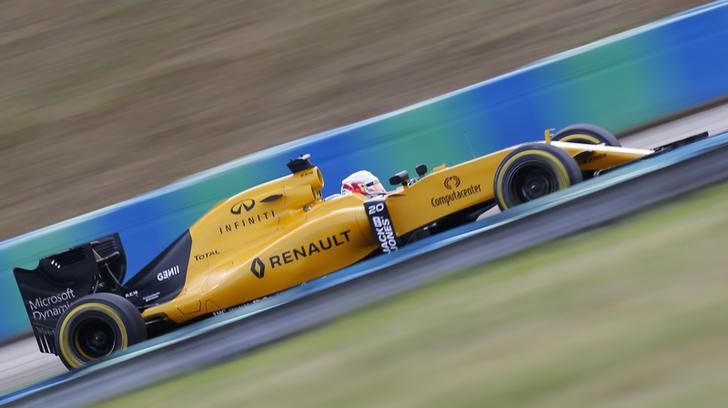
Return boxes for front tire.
[552,123,621,146]
[55,293,146,369]
[494,143,582,210]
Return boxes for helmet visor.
[363,180,386,195]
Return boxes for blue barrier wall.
[2,1,728,341]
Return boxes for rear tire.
[55,293,146,369]
[494,143,582,210]
[553,123,621,146]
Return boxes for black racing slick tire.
[553,123,621,147]
[55,293,146,369]
[494,143,582,210]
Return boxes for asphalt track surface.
[2,103,728,406]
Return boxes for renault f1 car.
[13,124,707,368]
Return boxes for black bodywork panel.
[364,197,400,254]
[122,232,192,308]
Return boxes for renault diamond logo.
[444,175,461,190]
[250,257,265,278]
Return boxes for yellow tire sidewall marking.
[496,149,571,209]
[58,302,129,368]
[558,134,601,144]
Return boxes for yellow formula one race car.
[13,124,704,368]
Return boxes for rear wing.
[13,234,126,354]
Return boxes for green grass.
[102,181,728,408]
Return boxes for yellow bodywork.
[142,141,652,324]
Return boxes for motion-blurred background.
[0,0,705,240]
[6,2,728,406]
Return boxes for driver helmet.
[341,170,386,196]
